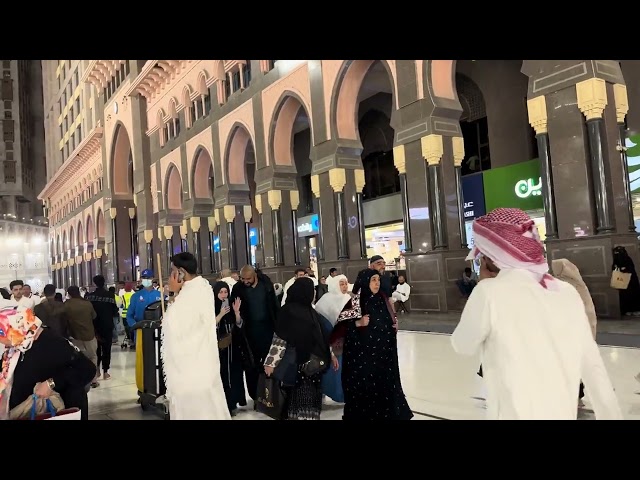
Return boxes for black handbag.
[300,315,330,377]
[237,329,255,369]
[256,373,287,420]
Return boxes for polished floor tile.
[88,332,640,420]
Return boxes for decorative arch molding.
[164,163,184,211]
[224,123,255,185]
[329,60,399,142]
[191,146,214,199]
[109,122,134,197]
[268,91,313,168]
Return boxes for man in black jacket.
[85,275,119,380]
[230,265,279,403]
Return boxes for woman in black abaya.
[264,277,330,420]
[340,268,413,420]
[213,281,247,416]
[612,246,640,316]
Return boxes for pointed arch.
[110,122,134,197]
[269,91,312,168]
[191,147,214,199]
[224,123,255,185]
[165,163,184,211]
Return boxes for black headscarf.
[213,281,235,328]
[276,277,329,364]
[357,268,387,317]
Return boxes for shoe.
[103,372,111,380]
[90,381,99,388]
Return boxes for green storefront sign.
[483,159,544,212]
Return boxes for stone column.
[164,226,174,274]
[109,207,119,282]
[255,195,266,268]
[452,137,468,248]
[223,205,238,270]
[207,216,218,274]
[189,217,202,273]
[393,146,412,253]
[613,84,636,233]
[329,169,349,260]
[527,95,559,240]
[143,230,154,272]
[94,249,103,276]
[128,208,137,280]
[422,135,448,249]
[179,221,188,253]
[157,227,165,277]
[576,78,615,234]
[242,205,253,267]
[75,256,82,286]
[67,258,74,287]
[83,252,91,285]
[289,190,301,265]
[268,191,284,266]
[354,169,367,258]
[310,176,324,261]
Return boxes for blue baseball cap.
[141,269,154,278]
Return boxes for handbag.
[300,314,330,377]
[218,334,232,350]
[273,347,297,387]
[256,373,287,420]
[611,268,631,290]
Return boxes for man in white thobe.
[451,208,622,420]
[162,252,230,420]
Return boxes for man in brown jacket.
[33,284,68,337]
[63,286,100,388]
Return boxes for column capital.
[109,207,117,219]
[527,95,548,135]
[214,209,221,225]
[223,205,236,223]
[452,136,465,167]
[242,205,253,222]
[255,195,263,215]
[421,134,444,166]
[190,217,201,232]
[289,191,300,211]
[613,83,629,124]
[68,258,75,266]
[576,78,608,121]
[179,220,188,238]
[95,249,103,259]
[128,208,136,220]
[267,190,282,211]
[163,225,174,239]
[144,229,154,243]
[310,175,321,198]
[207,216,217,231]
[393,145,406,174]
[354,169,365,193]
[329,168,347,193]
[157,227,164,241]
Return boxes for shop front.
[296,213,320,276]
[624,134,640,235]
[362,194,406,273]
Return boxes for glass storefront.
[365,222,406,272]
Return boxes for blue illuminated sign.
[296,214,319,237]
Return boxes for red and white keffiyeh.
[466,208,556,289]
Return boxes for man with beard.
[353,255,393,300]
[229,265,278,405]
[85,275,119,380]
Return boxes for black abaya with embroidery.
[341,269,413,420]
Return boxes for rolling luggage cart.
[134,301,169,420]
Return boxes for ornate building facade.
[39,60,640,317]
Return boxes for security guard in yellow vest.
[120,283,135,348]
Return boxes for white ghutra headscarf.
[314,275,352,327]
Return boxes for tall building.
[39,60,640,317]
[0,60,48,290]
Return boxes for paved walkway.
[398,312,640,348]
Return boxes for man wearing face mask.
[126,269,163,349]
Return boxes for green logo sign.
[483,159,544,212]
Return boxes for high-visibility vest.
[121,291,134,319]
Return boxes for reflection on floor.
[88,332,640,420]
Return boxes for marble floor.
[88,331,640,420]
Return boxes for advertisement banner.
[482,159,543,212]
[461,173,486,220]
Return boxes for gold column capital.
[576,78,608,121]
[329,168,347,193]
[62,260,68,268]
[157,227,164,241]
[109,207,117,219]
[179,220,188,238]
[393,145,406,174]
[242,205,253,222]
[613,83,629,124]
[354,169,365,193]
[163,225,174,239]
[214,209,221,225]
[190,217,201,232]
[75,256,82,264]
[421,134,444,166]
[267,190,282,211]
[223,205,236,223]
[68,258,75,266]
[310,175,321,198]
[452,136,465,167]
[95,249,103,259]
[255,194,263,215]
[128,208,136,220]
[144,229,154,243]
[527,95,548,135]
[289,190,300,211]
[207,216,217,231]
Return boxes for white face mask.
[141,279,153,288]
